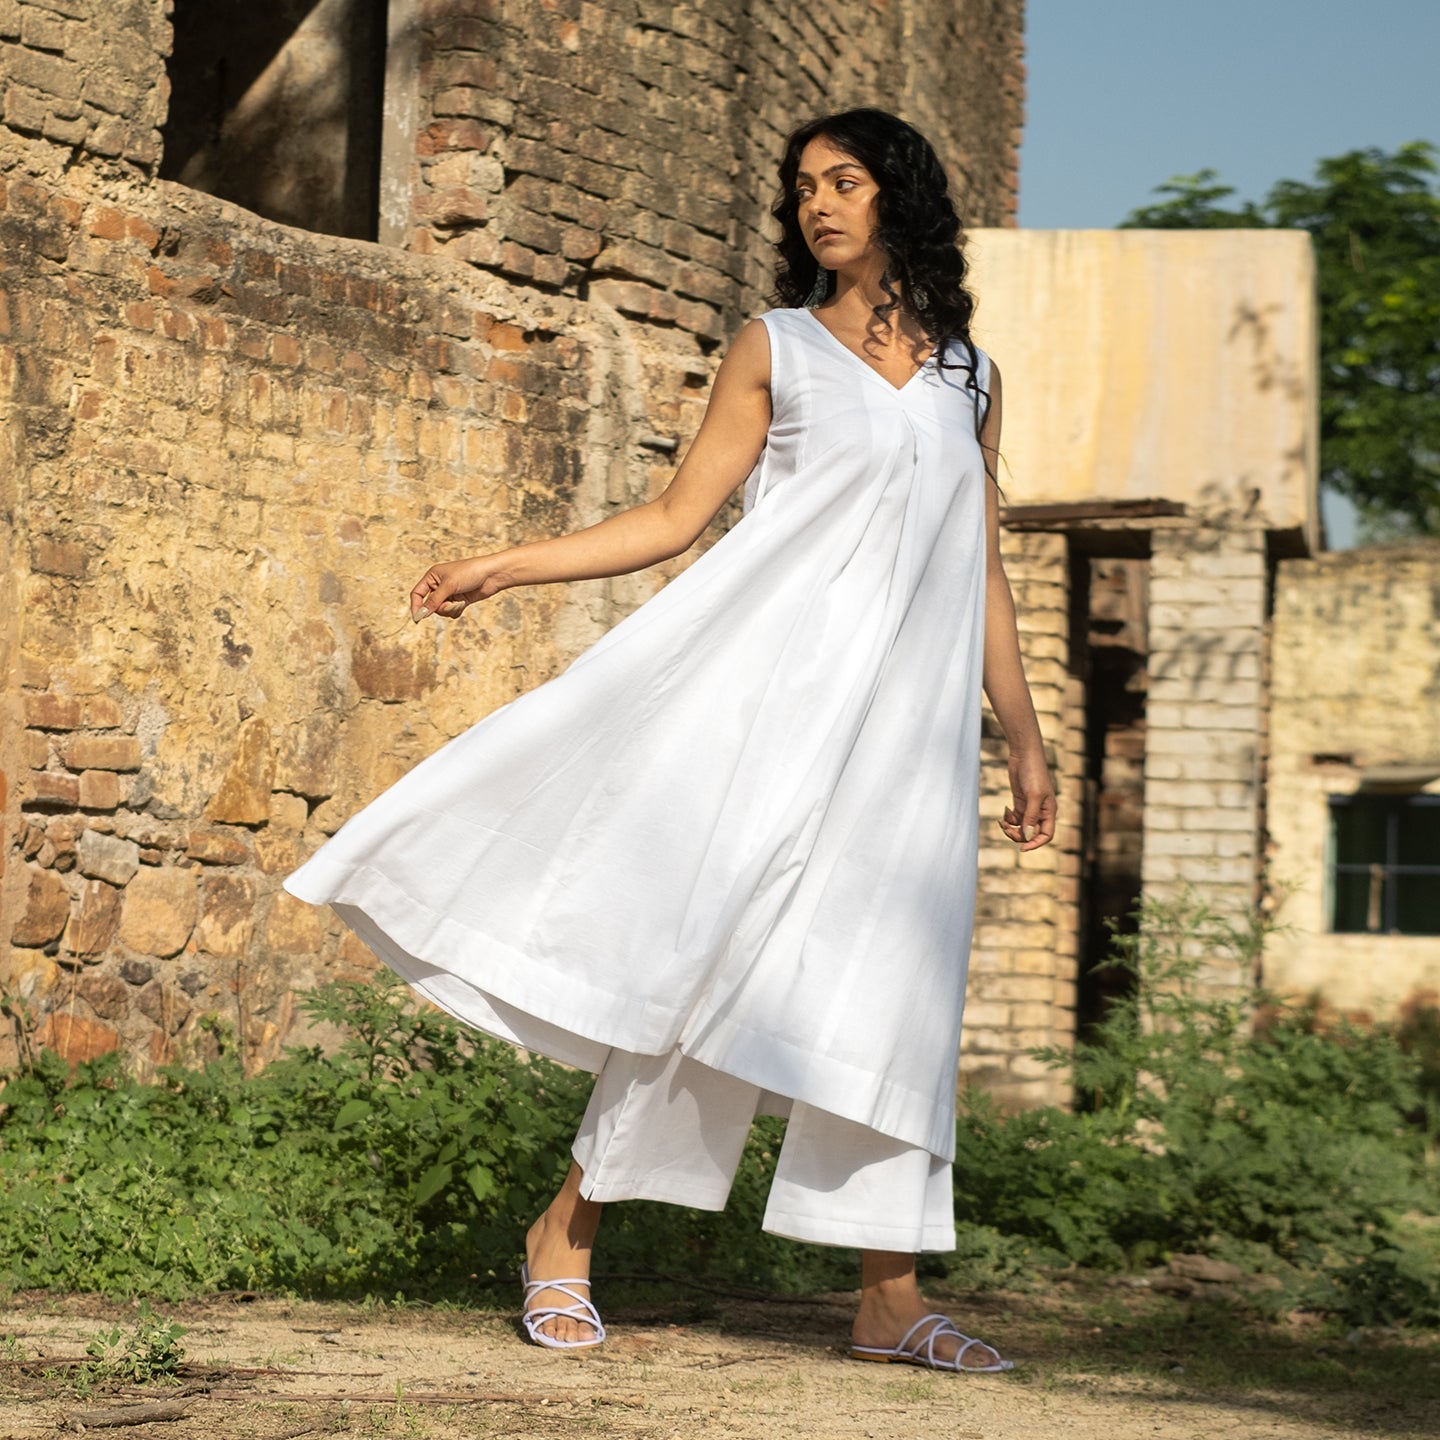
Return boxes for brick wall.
[1,1,1028,1073]
[0,0,169,172]
[964,530,1083,1109]
[1141,525,1268,989]
[0,173,686,1070]
[401,0,1025,331]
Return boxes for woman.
[286,108,1056,1372]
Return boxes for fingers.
[1019,791,1057,851]
[997,793,1057,851]
[409,569,441,622]
[410,568,466,622]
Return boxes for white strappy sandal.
[519,1262,606,1350]
[851,1313,1014,1373]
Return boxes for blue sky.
[1021,0,1440,230]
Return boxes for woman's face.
[794,136,881,272]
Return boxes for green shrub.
[81,1302,187,1385]
[2,899,1435,1325]
[0,974,848,1301]
[952,894,1440,1323]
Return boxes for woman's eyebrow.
[795,163,865,183]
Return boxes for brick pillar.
[964,530,1083,1109]
[1141,525,1267,989]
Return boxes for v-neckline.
[802,308,940,394]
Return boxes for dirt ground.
[1,1280,1436,1440]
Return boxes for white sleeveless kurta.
[286,308,990,1161]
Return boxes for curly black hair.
[771,108,989,435]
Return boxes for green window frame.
[1328,793,1440,935]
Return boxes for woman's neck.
[824,263,925,343]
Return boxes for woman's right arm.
[410,319,773,620]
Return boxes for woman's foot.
[853,1250,1007,1371]
[522,1162,604,1348]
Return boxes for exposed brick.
[41,109,86,144]
[84,694,125,728]
[2,6,1032,1090]
[80,68,137,116]
[3,45,82,101]
[61,735,142,771]
[29,536,88,577]
[24,693,82,729]
[418,119,492,155]
[86,115,126,156]
[77,769,120,810]
[23,771,80,807]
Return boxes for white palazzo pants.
[571,1048,956,1253]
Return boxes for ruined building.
[0,0,1029,1073]
[6,2,1436,1102]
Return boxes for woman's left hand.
[999,749,1057,852]
[409,554,514,621]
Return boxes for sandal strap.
[892,1314,1010,1372]
[520,1268,606,1347]
[897,1312,958,1361]
[523,1276,592,1303]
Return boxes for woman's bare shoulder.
[714,316,773,392]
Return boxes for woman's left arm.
[979,364,1058,852]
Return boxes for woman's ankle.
[859,1248,918,1295]
[527,1165,603,1262]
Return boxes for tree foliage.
[1121,143,1440,536]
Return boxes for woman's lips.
[813,230,840,243]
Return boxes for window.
[160,0,387,241]
[1329,793,1440,935]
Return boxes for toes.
[957,1340,1003,1371]
[525,1283,600,1347]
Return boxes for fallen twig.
[9,1357,380,1380]
[62,1399,189,1428]
[201,1387,643,1407]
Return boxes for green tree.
[1121,143,1440,536]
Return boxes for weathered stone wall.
[0,173,683,1070]
[1,0,1027,1073]
[1264,543,1440,1018]
[966,228,1319,551]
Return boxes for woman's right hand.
[409,554,514,622]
